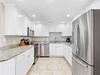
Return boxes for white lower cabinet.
[50,44,56,56]
[50,44,63,56]
[28,49,34,70]
[16,55,28,75]
[63,44,72,66]
[16,47,34,75]
[0,47,34,75]
[0,57,15,75]
[50,43,72,66]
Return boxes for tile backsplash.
[49,32,62,42]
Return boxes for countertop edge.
[0,45,34,62]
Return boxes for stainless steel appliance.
[72,9,100,75]
[34,44,40,64]
[27,27,34,36]
[40,43,49,57]
[66,38,70,42]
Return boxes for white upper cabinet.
[16,11,27,36]
[30,22,35,30]
[4,4,29,36]
[49,24,56,32]
[56,24,63,32]
[34,24,43,36]
[4,4,17,35]
[22,16,28,36]
[34,23,49,36]
[42,24,49,36]
[56,24,67,36]
[62,24,67,36]
[66,23,72,36]
[34,23,72,36]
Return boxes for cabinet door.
[66,23,72,36]
[42,24,49,36]
[49,24,56,32]
[0,58,15,75]
[56,24,66,32]
[50,44,56,56]
[68,47,72,65]
[5,6,17,35]
[64,45,72,66]
[22,16,27,36]
[16,12,27,35]
[56,44,63,56]
[16,12,23,35]
[28,50,34,70]
[16,56,28,75]
[34,24,42,36]
[62,24,67,36]
[63,45,65,57]
[0,63,3,75]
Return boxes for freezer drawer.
[72,55,93,75]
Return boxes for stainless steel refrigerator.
[72,9,100,75]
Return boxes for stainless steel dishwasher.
[40,43,49,57]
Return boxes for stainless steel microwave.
[27,27,34,36]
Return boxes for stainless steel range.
[72,9,100,75]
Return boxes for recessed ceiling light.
[67,14,70,17]
[32,15,36,17]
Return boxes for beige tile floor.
[27,57,72,75]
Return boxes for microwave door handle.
[73,56,88,68]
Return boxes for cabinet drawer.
[16,50,31,63]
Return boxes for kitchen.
[0,0,100,75]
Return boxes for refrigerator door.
[72,55,93,75]
[72,19,79,55]
[73,10,93,65]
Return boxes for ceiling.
[2,0,95,23]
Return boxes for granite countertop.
[0,45,34,62]
[32,41,72,47]
[49,41,72,47]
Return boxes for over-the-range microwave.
[27,27,34,36]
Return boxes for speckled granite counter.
[31,41,72,47]
[49,42,72,47]
[0,45,34,62]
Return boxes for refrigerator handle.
[73,56,88,68]
[76,23,79,52]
